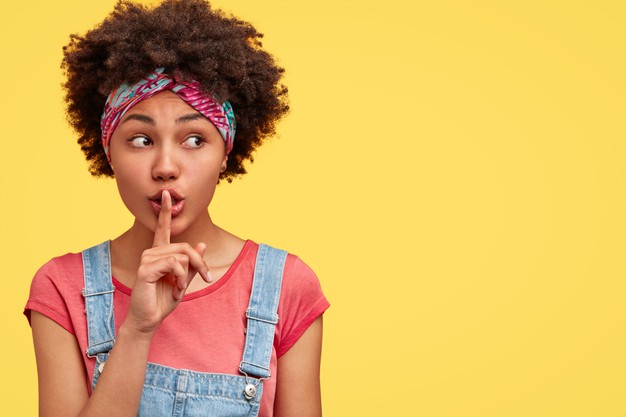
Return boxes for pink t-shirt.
[24,240,329,417]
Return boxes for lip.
[149,188,184,202]
[149,189,186,218]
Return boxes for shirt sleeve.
[24,258,76,334]
[275,255,330,357]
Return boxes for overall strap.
[82,241,116,358]
[239,243,287,379]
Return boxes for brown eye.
[129,136,152,147]
[182,135,205,148]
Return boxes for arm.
[32,312,88,416]
[32,311,154,417]
[31,191,210,417]
[273,316,324,417]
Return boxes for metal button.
[243,383,257,400]
[98,362,106,373]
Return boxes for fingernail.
[207,271,214,283]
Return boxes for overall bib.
[81,241,287,417]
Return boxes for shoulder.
[25,251,86,333]
[249,241,323,294]
[282,252,323,294]
[251,243,329,357]
[31,251,84,290]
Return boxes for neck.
[109,211,246,289]
[112,212,227,266]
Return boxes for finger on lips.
[153,190,172,247]
[148,190,212,291]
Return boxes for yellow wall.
[2,0,626,415]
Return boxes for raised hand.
[125,190,212,334]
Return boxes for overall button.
[243,383,257,400]
[98,362,106,373]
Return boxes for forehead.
[123,90,200,119]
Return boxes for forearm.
[77,323,155,417]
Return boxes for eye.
[128,136,152,148]
[182,135,205,148]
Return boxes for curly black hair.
[62,0,289,182]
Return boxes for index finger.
[153,190,172,247]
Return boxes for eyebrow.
[120,113,204,126]
[120,114,155,126]
[175,113,205,124]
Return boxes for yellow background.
[1,0,626,415]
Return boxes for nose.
[151,147,180,181]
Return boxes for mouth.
[149,189,186,217]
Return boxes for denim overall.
[81,241,287,417]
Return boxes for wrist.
[119,320,157,343]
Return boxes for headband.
[100,67,236,163]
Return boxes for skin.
[31,91,323,417]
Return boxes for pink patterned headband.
[100,67,236,163]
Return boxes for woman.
[24,1,329,416]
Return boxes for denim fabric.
[82,241,286,417]
[82,242,115,357]
[239,244,287,378]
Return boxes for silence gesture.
[125,190,212,334]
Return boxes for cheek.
[189,168,220,205]
[113,166,146,209]
[115,164,141,189]
[114,176,135,208]
[189,155,223,183]
[195,172,219,195]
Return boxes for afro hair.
[62,0,289,181]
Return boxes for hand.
[125,190,212,335]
